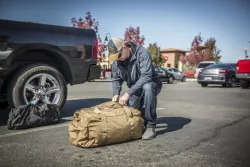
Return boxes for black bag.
[7,103,61,130]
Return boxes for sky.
[0,0,249,63]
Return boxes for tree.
[71,12,106,65]
[180,33,222,68]
[180,33,204,68]
[71,12,99,32]
[203,37,222,62]
[147,43,166,66]
[124,26,145,46]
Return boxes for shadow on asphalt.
[156,117,192,135]
[62,98,111,117]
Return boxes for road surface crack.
[165,115,250,158]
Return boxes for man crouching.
[107,37,162,140]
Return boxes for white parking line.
[0,123,69,139]
[0,116,73,139]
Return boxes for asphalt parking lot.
[0,81,250,167]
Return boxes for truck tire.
[8,64,67,109]
[240,80,250,89]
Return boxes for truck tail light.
[236,66,239,70]
[219,69,228,74]
[92,38,98,59]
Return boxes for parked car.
[194,61,216,78]
[154,66,175,84]
[236,59,250,89]
[0,19,101,109]
[183,70,195,79]
[164,68,186,82]
[197,63,240,87]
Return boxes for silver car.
[194,61,216,78]
[164,68,187,82]
[197,63,240,87]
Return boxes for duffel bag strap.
[100,114,108,145]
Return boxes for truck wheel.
[240,80,250,89]
[8,64,67,109]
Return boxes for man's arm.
[126,49,153,96]
[111,61,124,96]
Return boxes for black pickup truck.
[0,19,101,109]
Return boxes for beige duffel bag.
[68,101,144,148]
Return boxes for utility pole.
[244,50,249,59]
[244,41,250,59]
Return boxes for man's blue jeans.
[127,82,162,126]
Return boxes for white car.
[194,61,216,78]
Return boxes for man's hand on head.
[118,93,130,105]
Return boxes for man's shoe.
[142,126,156,140]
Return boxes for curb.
[186,78,197,81]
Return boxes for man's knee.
[142,82,156,92]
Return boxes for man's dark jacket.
[111,44,162,97]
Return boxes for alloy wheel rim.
[23,73,61,105]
